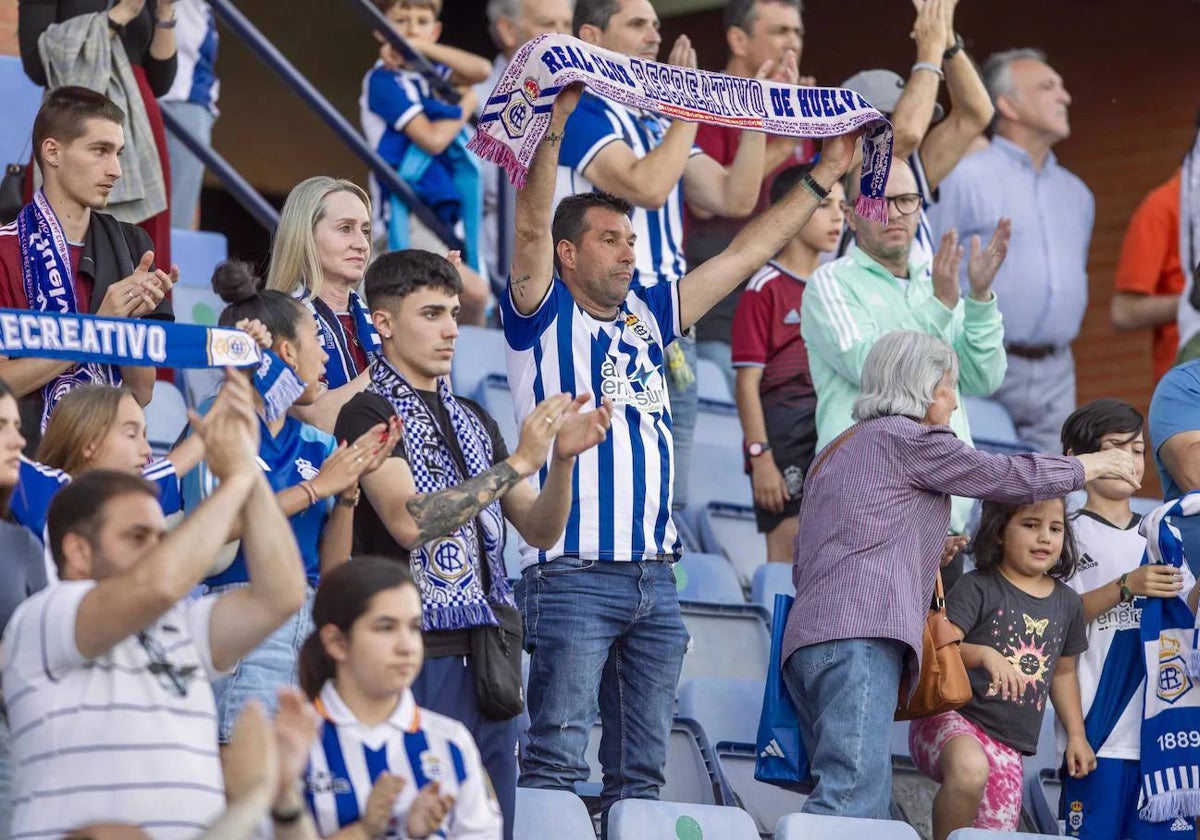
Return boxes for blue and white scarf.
[469,33,894,222]
[1138,493,1200,822]
[0,308,305,422]
[18,190,118,430]
[367,356,511,632]
[296,286,380,390]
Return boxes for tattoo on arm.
[511,272,532,299]
[405,461,521,545]
[545,130,564,144]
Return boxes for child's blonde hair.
[373,0,442,15]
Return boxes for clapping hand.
[666,35,697,70]
[941,534,969,567]
[312,417,401,498]
[930,228,964,309]
[189,370,260,481]
[221,700,278,805]
[553,395,613,462]
[756,49,798,86]
[406,780,456,839]
[98,251,177,318]
[966,218,1011,302]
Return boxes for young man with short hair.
[1,373,306,839]
[0,87,178,452]
[334,248,611,838]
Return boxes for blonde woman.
[267,177,379,432]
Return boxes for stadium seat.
[695,398,742,446]
[1025,768,1062,837]
[474,373,518,450]
[580,716,735,806]
[1130,496,1164,516]
[713,742,810,836]
[687,442,753,510]
[175,366,224,410]
[172,285,225,327]
[676,677,763,746]
[675,512,703,553]
[675,553,745,605]
[679,602,771,683]
[948,830,1062,839]
[775,812,922,839]
[695,357,733,404]
[695,502,767,587]
[0,56,42,169]
[146,381,189,456]
[606,798,759,839]
[750,562,793,617]
[963,395,1019,444]
[452,325,508,397]
[170,229,228,289]
[512,787,594,840]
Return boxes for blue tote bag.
[754,593,813,791]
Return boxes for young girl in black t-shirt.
[909,497,1094,840]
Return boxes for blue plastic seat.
[949,829,1062,839]
[694,398,742,446]
[695,502,767,587]
[679,601,771,683]
[775,812,922,839]
[512,787,594,840]
[963,395,1020,444]
[695,357,733,403]
[607,799,759,839]
[687,442,753,511]
[170,229,228,288]
[451,325,508,397]
[675,552,745,605]
[0,56,42,167]
[473,373,518,451]
[676,677,763,746]
[750,562,793,616]
[145,381,189,456]
[713,742,810,835]
[1130,496,1164,516]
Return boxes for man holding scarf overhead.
[0,86,174,453]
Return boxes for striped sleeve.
[799,262,876,386]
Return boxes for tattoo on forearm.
[406,462,521,545]
[511,272,532,299]
[545,130,564,144]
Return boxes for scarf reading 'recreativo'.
[468,34,895,223]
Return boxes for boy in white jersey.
[1059,399,1200,839]
[505,80,860,825]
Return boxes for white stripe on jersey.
[809,257,862,352]
[552,100,690,287]
[502,280,681,568]
[746,263,777,293]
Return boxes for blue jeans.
[162,100,216,229]
[782,637,905,819]
[515,558,690,814]
[209,584,316,743]
[669,334,698,511]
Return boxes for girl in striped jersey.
[299,558,502,839]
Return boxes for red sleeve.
[1114,184,1176,296]
[0,235,25,310]
[731,279,772,366]
[694,123,736,166]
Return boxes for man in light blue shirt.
[930,48,1094,452]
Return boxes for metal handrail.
[207,0,464,252]
[160,107,280,232]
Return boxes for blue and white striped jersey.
[500,278,683,568]
[554,92,702,287]
[305,682,501,839]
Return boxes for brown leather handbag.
[894,572,972,721]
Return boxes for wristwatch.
[943,33,965,61]
[747,441,772,458]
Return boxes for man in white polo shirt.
[1,373,306,839]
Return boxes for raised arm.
[72,372,259,660]
[360,395,574,550]
[509,84,581,314]
[888,0,948,160]
[937,222,1009,397]
[917,2,994,190]
[679,131,857,331]
[411,40,493,86]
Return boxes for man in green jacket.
[801,156,1012,535]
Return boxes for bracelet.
[299,480,319,508]
[943,34,965,61]
[337,488,360,509]
[912,61,944,80]
[1118,573,1134,604]
[271,803,304,824]
[155,15,178,28]
[799,171,830,200]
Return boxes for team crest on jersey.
[622,314,656,345]
[600,356,665,412]
[295,457,320,481]
[306,769,353,796]
[420,751,446,781]
[1068,800,1083,832]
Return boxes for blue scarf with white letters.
[17,190,117,430]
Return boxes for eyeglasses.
[137,630,198,698]
[884,193,923,216]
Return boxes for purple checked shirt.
[783,415,1085,681]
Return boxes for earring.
[381,331,391,340]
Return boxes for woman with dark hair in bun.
[298,557,502,839]
[183,260,401,746]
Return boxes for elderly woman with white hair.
[781,329,1139,820]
